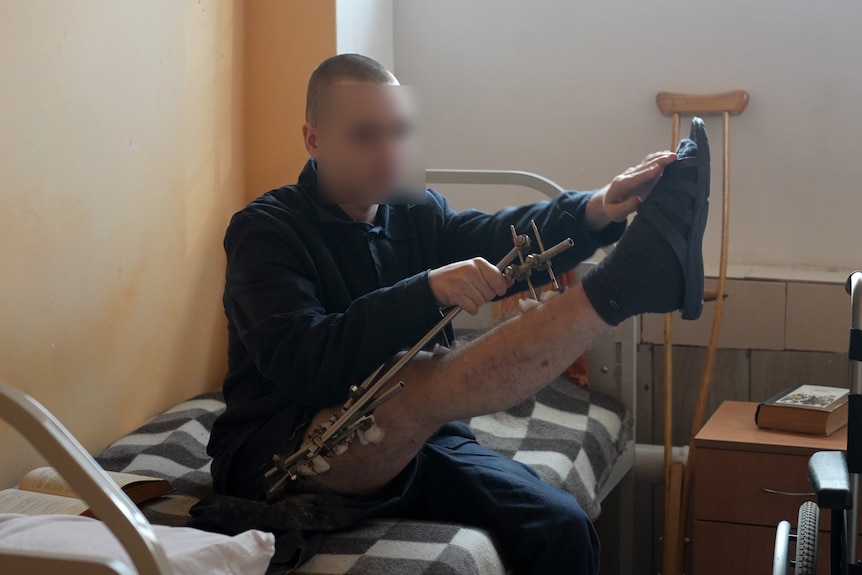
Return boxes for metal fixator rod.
[511,225,537,300]
[531,220,559,291]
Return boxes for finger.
[489,273,509,297]
[641,150,675,164]
[618,162,665,186]
[455,291,481,315]
[608,195,642,218]
[456,299,479,315]
[612,161,667,197]
[463,281,491,309]
[634,165,672,199]
[476,280,497,302]
[650,153,677,168]
[467,263,498,301]
[604,194,644,221]
[476,259,509,296]
[621,152,674,183]
[637,155,676,184]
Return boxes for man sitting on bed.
[207,54,708,575]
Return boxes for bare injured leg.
[306,284,609,496]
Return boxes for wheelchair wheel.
[795,501,820,575]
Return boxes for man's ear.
[302,122,318,158]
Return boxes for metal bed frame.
[0,379,169,575]
[0,169,638,575]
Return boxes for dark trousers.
[365,421,601,575]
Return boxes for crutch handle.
[656,90,750,117]
[845,270,862,296]
[703,289,728,303]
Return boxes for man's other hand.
[429,258,513,315]
[585,150,677,232]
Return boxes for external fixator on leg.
[261,221,574,501]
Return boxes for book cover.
[771,384,848,410]
[756,384,849,436]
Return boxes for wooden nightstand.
[692,401,850,575]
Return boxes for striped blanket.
[95,375,630,574]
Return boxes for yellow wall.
[0,1,245,488]
[244,0,336,200]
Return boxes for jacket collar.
[296,159,415,240]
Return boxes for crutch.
[656,90,749,575]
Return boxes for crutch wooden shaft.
[690,111,732,434]
[663,112,680,471]
[662,461,685,574]
[663,314,673,473]
[676,111,734,572]
[661,113,682,575]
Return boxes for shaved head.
[305,53,397,125]
[302,54,417,207]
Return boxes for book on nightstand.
[755,384,849,436]
[0,467,173,517]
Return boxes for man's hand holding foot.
[585,150,678,232]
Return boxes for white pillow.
[0,513,274,575]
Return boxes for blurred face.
[303,81,420,205]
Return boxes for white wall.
[393,0,862,272]
[337,0,393,70]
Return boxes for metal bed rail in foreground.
[0,380,172,575]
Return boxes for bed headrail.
[426,169,566,200]
[0,380,172,575]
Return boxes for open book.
[0,467,173,517]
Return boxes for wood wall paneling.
[750,349,848,401]
[651,346,750,446]
[641,279,787,350]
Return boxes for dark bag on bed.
[187,492,364,570]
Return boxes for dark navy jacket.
[208,159,624,496]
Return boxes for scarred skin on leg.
[305,284,610,496]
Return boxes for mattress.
[94,376,630,574]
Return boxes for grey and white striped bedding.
[94,375,630,574]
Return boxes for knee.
[544,499,601,575]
